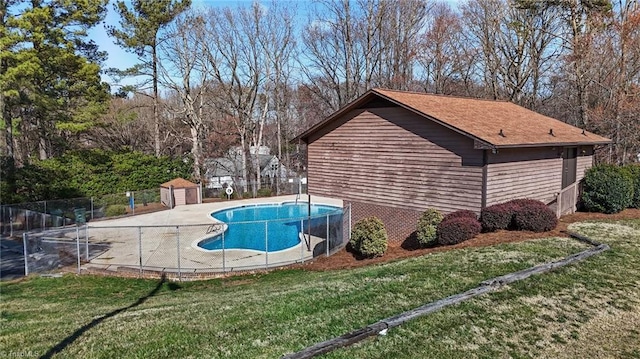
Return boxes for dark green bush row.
[623,164,640,209]
[436,211,481,245]
[349,217,388,258]
[582,164,636,214]
[480,199,557,233]
[1,150,192,204]
[105,204,127,217]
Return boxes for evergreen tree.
[107,0,192,158]
[0,0,110,164]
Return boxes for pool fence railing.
[2,180,308,238]
[21,204,351,280]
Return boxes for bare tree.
[417,2,471,95]
[200,1,296,195]
[158,12,209,181]
[108,0,191,157]
[376,0,430,90]
[87,94,155,152]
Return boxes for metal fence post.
[300,218,304,263]
[23,233,28,276]
[10,207,13,237]
[265,221,269,269]
[222,230,226,273]
[176,226,181,281]
[42,201,46,230]
[76,225,81,274]
[91,197,94,220]
[85,224,89,261]
[138,227,143,277]
[326,214,330,257]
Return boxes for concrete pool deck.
[82,195,344,275]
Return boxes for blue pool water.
[198,203,342,252]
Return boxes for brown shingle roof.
[297,88,611,148]
[160,178,198,188]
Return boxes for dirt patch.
[125,202,168,215]
[299,209,640,271]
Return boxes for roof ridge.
[373,88,511,103]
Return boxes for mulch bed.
[299,209,640,271]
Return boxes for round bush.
[443,210,478,221]
[480,203,515,232]
[416,208,444,247]
[105,204,126,217]
[512,204,558,232]
[349,217,388,258]
[436,217,481,245]
[582,164,634,214]
[623,164,640,208]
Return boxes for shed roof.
[296,88,611,149]
[160,178,198,188]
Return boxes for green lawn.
[1,219,639,359]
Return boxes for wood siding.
[174,188,186,206]
[307,107,484,214]
[185,188,199,204]
[485,147,563,206]
[576,146,594,182]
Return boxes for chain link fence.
[22,205,350,280]
[202,178,307,201]
[1,182,308,238]
[1,188,164,237]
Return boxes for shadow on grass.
[39,274,180,359]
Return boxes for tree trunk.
[153,44,161,157]
[240,132,248,194]
[0,87,12,159]
[190,125,201,180]
[276,108,282,195]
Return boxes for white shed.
[160,178,202,208]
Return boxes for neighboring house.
[294,88,611,241]
[204,152,289,190]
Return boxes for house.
[204,149,289,190]
[160,178,202,208]
[294,88,611,241]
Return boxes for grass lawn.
[1,219,639,358]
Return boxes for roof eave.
[493,140,612,149]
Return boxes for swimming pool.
[197,202,342,252]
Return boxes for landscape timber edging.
[281,231,610,359]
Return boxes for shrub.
[349,217,388,258]
[481,199,557,233]
[443,210,478,221]
[622,164,640,208]
[105,204,126,217]
[257,187,272,197]
[480,203,515,232]
[582,164,634,214]
[508,198,548,209]
[436,217,481,245]
[416,208,444,247]
[512,204,558,232]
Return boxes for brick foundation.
[346,201,422,242]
